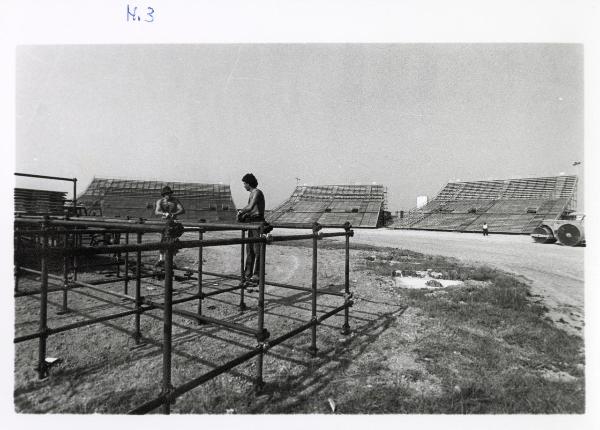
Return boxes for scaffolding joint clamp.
[161,384,176,405]
[263,233,273,243]
[257,339,270,351]
[256,328,270,342]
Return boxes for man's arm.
[239,190,258,214]
[155,199,165,216]
[172,199,185,216]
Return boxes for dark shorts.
[160,222,183,254]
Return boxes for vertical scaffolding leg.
[342,227,351,335]
[309,229,318,356]
[124,232,129,295]
[239,229,247,311]
[14,228,20,293]
[161,246,174,414]
[73,232,79,283]
[134,232,143,344]
[115,233,121,278]
[37,223,49,379]
[197,229,203,321]
[73,179,77,216]
[58,231,70,315]
[254,237,266,392]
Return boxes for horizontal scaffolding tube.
[202,284,244,298]
[15,228,142,235]
[15,172,75,182]
[141,298,258,337]
[14,305,154,343]
[19,267,63,280]
[262,280,344,297]
[267,301,352,350]
[15,216,267,232]
[79,217,267,231]
[52,236,269,257]
[15,218,165,233]
[271,222,350,230]
[68,278,136,302]
[171,294,201,305]
[320,231,354,238]
[184,268,344,297]
[15,215,352,234]
[15,280,79,297]
[17,266,153,288]
[269,231,351,243]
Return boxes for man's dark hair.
[242,173,258,188]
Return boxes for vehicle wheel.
[531,225,556,243]
[556,223,582,246]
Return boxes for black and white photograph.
[3,1,599,428]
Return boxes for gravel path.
[349,228,585,335]
[273,227,585,336]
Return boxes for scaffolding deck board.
[14,188,67,215]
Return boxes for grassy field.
[13,233,585,413]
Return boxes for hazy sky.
[15,44,583,210]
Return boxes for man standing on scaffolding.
[237,173,265,284]
[155,185,185,267]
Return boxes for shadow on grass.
[174,302,409,414]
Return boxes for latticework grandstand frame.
[268,184,387,228]
[78,177,237,222]
[393,176,578,234]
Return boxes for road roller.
[531,213,585,246]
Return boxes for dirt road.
[275,228,585,335]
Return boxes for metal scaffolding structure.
[14,215,354,414]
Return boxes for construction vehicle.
[531,212,585,246]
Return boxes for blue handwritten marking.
[126,5,137,21]
[145,7,155,22]
[127,5,155,23]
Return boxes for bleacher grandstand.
[392,176,577,234]
[78,178,237,222]
[267,184,387,228]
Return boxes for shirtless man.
[155,185,185,266]
[237,173,265,283]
